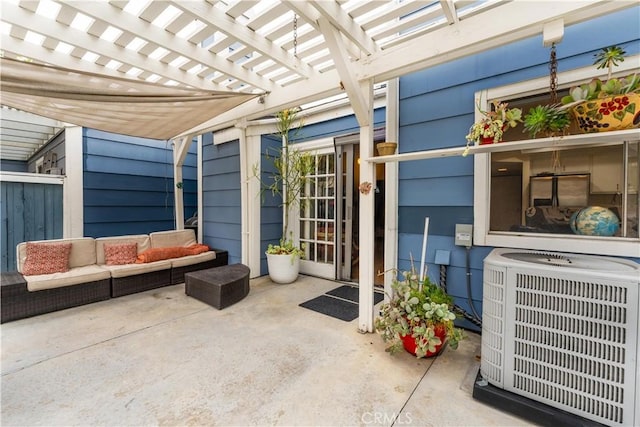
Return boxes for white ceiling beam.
[307,1,379,56]
[0,34,217,91]
[175,68,344,137]
[66,1,274,91]
[317,18,369,126]
[281,0,362,60]
[0,5,230,91]
[356,1,637,83]
[440,0,459,24]
[172,1,313,79]
[187,0,634,135]
[0,108,63,127]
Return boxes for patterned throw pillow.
[22,242,72,276]
[104,242,138,265]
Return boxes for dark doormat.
[299,295,359,322]
[299,286,385,322]
[326,285,384,304]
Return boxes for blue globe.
[570,206,620,236]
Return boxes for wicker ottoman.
[185,264,250,309]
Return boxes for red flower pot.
[401,324,447,357]
[479,124,507,145]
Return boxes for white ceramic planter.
[266,253,300,284]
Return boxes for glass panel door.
[299,149,336,278]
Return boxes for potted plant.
[375,269,464,358]
[465,100,523,146]
[561,45,640,133]
[522,103,571,138]
[257,108,315,284]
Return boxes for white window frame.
[473,58,640,258]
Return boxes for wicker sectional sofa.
[1,229,228,323]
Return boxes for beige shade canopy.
[0,57,257,141]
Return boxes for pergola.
[2,1,633,147]
[1,0,635,331]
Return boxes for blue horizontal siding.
[203,173,241,191]
[290,108,386,143]
[399,156,473,179]
[202,133,242,263]
[398,207,473,235]
[0,160,28,172]
[399,176,474,206]
[399,115,472,152]
[82,128,197,238]
[202,189,240,207]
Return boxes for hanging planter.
[571,93,640,133]
[464,101,522,156]
[561,45,640,134]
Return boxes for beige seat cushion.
[149,230,197,248]
[95,235,151,265]
[101,259,172,278]
[26,265,111,292]
[17,238,97,272]
[170,251,216,268]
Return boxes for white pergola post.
[384,79,399,300]
[239,122,263,277]
[173,136,192,230]
[357,79,376,333]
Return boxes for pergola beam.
[172,2,314,80]
[357,0,635,83]
[66,1,275,91]
[308,1,379,56]
[317,18,370,126]
[1,3,229,91]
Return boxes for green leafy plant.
[523,104,571,138]
[594,45,627,80]
[375,269,464,358]
[465,100,523,144]
[561,45,640,105]
[253,108,315,257]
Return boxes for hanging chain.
[293,14,298,58]
[549,43,561,171]
[549,43,558,104]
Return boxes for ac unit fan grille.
[512,273,630,424]
[480,266,505,385]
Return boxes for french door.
[298,144,356,281]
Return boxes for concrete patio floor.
[1,275,535,426]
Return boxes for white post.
[419,217,430,281]
[245,132,263,278]
[197,135,203,243]
[358,79,376,333]
[384,78,399,300]
[64,126,83,237]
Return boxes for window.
[474,63,640,258]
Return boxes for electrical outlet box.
[455,224,473,247]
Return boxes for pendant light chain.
[293,14,298,58]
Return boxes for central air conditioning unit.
[478,248,639,426]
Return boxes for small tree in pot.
[255,108,315,283]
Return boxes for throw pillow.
[22,242,72,276]
[104,242,138,265]
[136,247,187,263]
[185,244,210,255]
